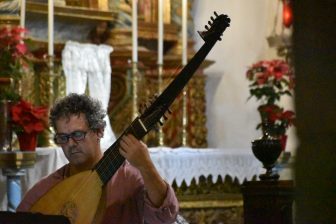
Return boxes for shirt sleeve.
[143,181,179,224]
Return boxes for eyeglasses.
[54,130,88,144]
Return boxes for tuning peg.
[152,123,160,132]
[218,37,222,41]
[208,21,212,26]
[168,108,172,114]
[214,11,219,17]
[147,94,159,104]
[205,25,209,30]
[139,94,160,114]
[138,102,147,114]
[141,101,151,111]
[210,16,215,21]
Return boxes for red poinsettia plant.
[0,26,32,100]
[10,99,48,134]
[246,59,295,150]
[246,59,295,104]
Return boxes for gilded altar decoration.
[246,59,295,151]
[173,175,244,224]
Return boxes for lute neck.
[94,31,221,186]
[94,118,147,185]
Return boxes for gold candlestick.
[181,0,188,146]
[182,88,188,146]
[132,62,139,120]
[38,56,66,147]
[157,64,164,146]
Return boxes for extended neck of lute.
[93,117,148,185]
[93,37,219,186]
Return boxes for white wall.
[192,0,297,152]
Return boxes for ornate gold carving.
[108,52,209,147]
[65,0,109,10]
[172,175,248,224]
[26,58,65,147]
[180,200,243,209]
[172,175,249,224]
[0,15,20,27]
[29,58,65,107]
[138,0,171,24]
[0,151,36,169]
[180,207,244,224]
[26,1,117,21]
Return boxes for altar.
[0,147,263,212]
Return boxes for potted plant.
[0,26,34,151]
[10,99,48,151]
[246,59,295,151]
[0,26,31,100]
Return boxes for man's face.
[55,113,102,169]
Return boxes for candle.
[132,0,138,63]
[48,0,54,56]
[158,0,164,65]
[182,0,187,65]
[20,0,26,28]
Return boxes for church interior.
[0,0,335,223]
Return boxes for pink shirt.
[17,162,179,224]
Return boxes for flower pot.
[17,132,37,151]
[252,134,282,181]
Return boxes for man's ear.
[97,128,104,138]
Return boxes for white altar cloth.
[0,147,263,211]
[150,147,263,186]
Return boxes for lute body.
[28,12,230,224]
[30,170,103,224]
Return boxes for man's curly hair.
[50,93,106,131]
